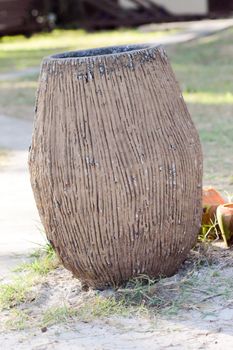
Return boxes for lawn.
[167,31,233,192]
[0,27,176,119]
[0,27,232,192]
[0,28,175,73]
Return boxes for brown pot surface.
[29,44,203,288]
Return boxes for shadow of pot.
[217,203,233,247]
[202,187,225,225]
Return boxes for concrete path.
[146,18,233,45]
[0,18,233,278]
[0,115,44,278]
[0,67,39,82]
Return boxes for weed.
[0,275,36,310]
[15,256,58,275]
[15,243,59,275]
[42,304,77,327]
[0,244,58,312]
[41,281,150,326]
[4,309,29,330]
[116,275,164,309]
[76,294,146,322]
[199,216,220,243]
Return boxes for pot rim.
[218,203,233,209]
[45,43,161,61]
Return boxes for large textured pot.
[29,44,203,288]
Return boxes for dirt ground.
[1,244,233,349]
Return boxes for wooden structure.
[209,0,233,16]
[53,0,233,29]
[33,0,173,30]
[1,0,233,35]
[0,0,52,36]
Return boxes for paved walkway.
[0,18,233,278]
[148,18,233,45]
[0,115,44,278]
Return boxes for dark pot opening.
[51,44,152,59]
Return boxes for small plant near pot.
[199,215,220,243]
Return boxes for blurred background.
[1,0,233,35]
[0,0,233,273]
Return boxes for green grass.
[0,244,58,312]
[116,275,163,308]
[42,304,78,327]
[78,295,146,321]
[167,29,233,192]
[14,244,59,275]
[0,28,175,74]
[41,297,142,327]
[14,254,58,276]
[0,275,36,311]
[0,79,37,119]
[4,309,29,331]
[183,91,233,105]
[169,33,233,93]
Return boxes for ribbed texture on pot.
[29,44,203,288]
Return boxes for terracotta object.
[202,187,225,225]
[217,203,233,246]
[29,44,203,288]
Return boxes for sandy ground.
[1,317,231,350]
[1,245,233,349]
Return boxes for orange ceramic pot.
[202,187,225,225]
[217,203,233,246]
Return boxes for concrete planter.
[29,44,202,288]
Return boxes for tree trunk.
[29,44,203,289]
